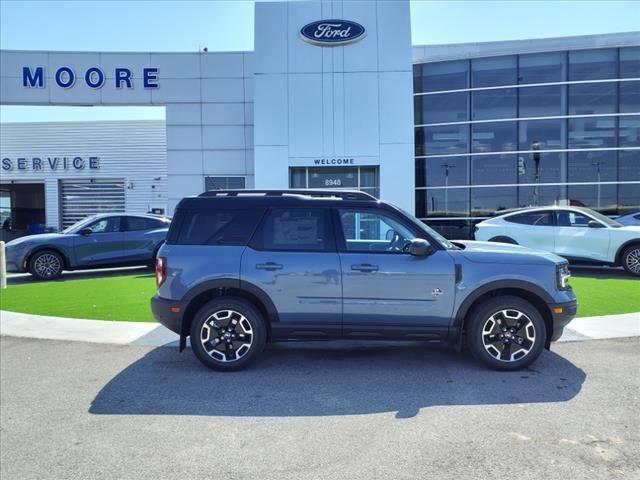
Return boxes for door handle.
[256,262,283,271]
[351,263,379,272]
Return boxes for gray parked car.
[5,213,170,280]
[616,210,640,226]
[152,190,577,372]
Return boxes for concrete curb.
[0,309,638,347]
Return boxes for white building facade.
[1,0,638,238]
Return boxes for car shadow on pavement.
[90,341,586,418]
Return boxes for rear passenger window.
[176,209,264,245]
[124,217,166,231]
[252,208,332,252]
[505,211,554,226]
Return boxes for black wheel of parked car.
[28,249,64,280]
[621,244,640,276]
[466,296,546,371]
[488,236,518,245]
[190,297,267,372]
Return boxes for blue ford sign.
[300,20,366,46]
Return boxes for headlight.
[556,264,571,290]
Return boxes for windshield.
[396,207,458,250]
[582,208,623,228]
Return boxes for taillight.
[156,256,167,288]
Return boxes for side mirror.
[79,227,93,236]
[385,229,395,241]
[587,220,603,228]
[409,238,434,257]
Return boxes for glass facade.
[414,46,640,239]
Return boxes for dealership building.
[1,0,638,239]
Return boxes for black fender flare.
[452,279,554,330]
[181,278,279,323]
[179,277,279,350]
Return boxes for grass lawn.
[0,269,638,321]
[0,271,157,322]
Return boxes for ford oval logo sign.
[300,20,366,47]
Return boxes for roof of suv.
[178,189,385,209]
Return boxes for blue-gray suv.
[151,190,577,372]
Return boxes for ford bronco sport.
[151,189,577,372]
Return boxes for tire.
[28,249,64,280]
[466,296,546,371]
[190,297,267,372]
[621,244,640,277]
[488,236,518,245]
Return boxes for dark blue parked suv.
[151,190,577,372]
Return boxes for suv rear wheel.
[190,297,267,372]
[467,296,546,371]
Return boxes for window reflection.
[422,156,469,187]
[472,122,517,153]
[519,119,565,151]
[423,219,473,240]
[414,60,469,93]
[414,92,468,124]
[472,88,517,120]
[518,52,566,84]
[620,47,640,78]
[568,82,616,115]
[518,186,565,208]
[619,115,640,147]
[568,150,617,183]
[472,56,517,87]
[569,48,617,81]
[413,47,638,231]
[415,124,469,156]
[518,152,566,185]
[471,187,517,216]
[568,116,616,148]
[519,85,565,117]
[471,154,517,185]
[422,189,470,217]
[568,184,618,214]
[620,81,640,113]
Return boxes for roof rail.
[198,189,377,201]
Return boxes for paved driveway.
[1,336,638,480]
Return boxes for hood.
[453,240,566,265]
[6,232,66,247]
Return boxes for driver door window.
[556,211,595,227]
[338,209,415,253]
[87,217,121,233]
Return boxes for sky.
[1,0,639,122]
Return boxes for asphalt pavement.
[1,336,638,480]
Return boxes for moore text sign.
[22,66,159,89]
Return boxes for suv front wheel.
[190,297,267,372]
[621,244,640,276]
[467,296,546,371]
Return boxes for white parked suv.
[474,206,640,276]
